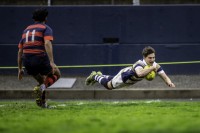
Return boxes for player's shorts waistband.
[23,53,47,57]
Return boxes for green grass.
[0,100,200,133]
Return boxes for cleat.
[41,90,47,108]
[91,71,103,85]
[33,85,47,108]
[36,98,42,107]
[33,86,42,100]
[97,71,103,76]
[41,102,48,108]
[36,99,48,108]
[85,71,97,85]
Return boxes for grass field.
[0,100,200,133]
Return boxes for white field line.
[145,100,161,103]
[57,100,162,107]
[75,100,161,105]
[0,105,5,107]
[57,104,67,107]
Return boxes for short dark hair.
[142,46,155,57]
[32,8,48,22]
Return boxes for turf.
[0,100,200,133]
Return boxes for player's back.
[19,22,52,55]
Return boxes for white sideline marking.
[76,102,84,105]
[57,104,66,107]
[145,100,161,103]
[55,101,163,108]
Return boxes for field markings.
[0,105,5,107]
[57,104,67,107]
[71,100,162,106]
[145,100,161,103]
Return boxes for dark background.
[0,5,200,76]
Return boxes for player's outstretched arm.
[159,72,175,87]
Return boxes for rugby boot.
[41,90,56,109]
[35,98,42,107]
[90,71,103,85]
[85,71,97,85]
[41,90,48,108]
[33,86,43,107]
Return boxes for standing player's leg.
[33,68,60,108]
[44,67,61,88]
[38,67,60,108]
[22,55,46,107]
[31,55,61,108]
[33,74,47,107]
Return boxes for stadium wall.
[0,6,200,75]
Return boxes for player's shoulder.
[132,59,145,69]
[135,59,146,66]
[25,23,46,30]
[43,23,51,28]
[43,24,53,32]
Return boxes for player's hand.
[168,82,175,88]
[18,69,24,80]
[151,65,157,72]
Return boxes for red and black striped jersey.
[18,22,53,54]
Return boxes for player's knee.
[105,81,113,90]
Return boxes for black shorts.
[22,53,52,76]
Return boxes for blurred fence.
[0,0,200,5]
[0,5,200,75]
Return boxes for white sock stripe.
[98,77,104,83]
[94,75,105,83]
[94,75,98,80]
[95,75,100,80]
[95,75,103,81]
[97,76,102,81]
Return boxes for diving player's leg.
[92,73,123,90]
[85,71,103,85]
[95,69,124,90]
[85,71,115,90]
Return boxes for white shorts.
[111,67,133,89]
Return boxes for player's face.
[144,53,155,66]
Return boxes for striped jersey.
[121,59,164,84]
[18,22,53,54]
[111,59,165,88]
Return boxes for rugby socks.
[45,74,59,88]
[94,75,113,89]
[40,84,46,91]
